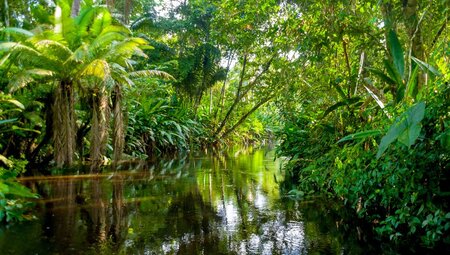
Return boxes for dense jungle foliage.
[0,0,449,250]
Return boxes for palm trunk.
[53,81,76,168]
[90,87,110,169]
[71,0,81,17]
[112,84,124,162]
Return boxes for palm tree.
[0,1,172,167]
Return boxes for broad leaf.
[388,30,405,79]
[406,66,419,100]
[366,67,397,86]
[411,56,442,76]
[384,59,402,86]
[377,102,425,158]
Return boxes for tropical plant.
[0,94,38,222]
[0,0,171,167]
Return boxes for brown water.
[0,148,380,254]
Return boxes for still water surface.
[0,148,378,254]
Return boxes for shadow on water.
[0,147,394,254]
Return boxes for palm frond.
[89,31,127,54]
[91,9,112,37]
[54,2,77,48]
[100,25,131,36]
[32,39,73,61]
[75,6,97,36]
[104,40,147,62]
[8,68,54,92]
[1,27,34,39]
[0,42,59,70]
[0,42,40,55]
[8,72,34,92]
[71,43,89,62]
[129,70,175,80]
[81,59,111,81]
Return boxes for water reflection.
[0,148,377,254]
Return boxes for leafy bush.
[278,82,450,246]
[0,157,38,222]
[125,89,206,157]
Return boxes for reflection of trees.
[109,173,126,244]
[81,171,128,249]
[42,177,79,252]
[37,168,128,252]
[8,148,376,254]
[163,189,228,254]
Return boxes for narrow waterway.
[0,148,380,254]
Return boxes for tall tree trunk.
[3,0,9,26]
[221,95,274,139]
[209,88,213,115]
[112,84,124,162]
[53,81,76,168]
[214,51,234,120]
[214,54,274,138]
[106,0,115,11]
[214,55,248,137]
[3,0,10,40]
[403,0,426,90]
[90,87,110,169]
[71,0,81,17]
[124,0,132,25]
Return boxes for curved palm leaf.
[129,70,175,80]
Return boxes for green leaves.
[377,102,425,158]
[0,181,38,199]
[388,30,405,80]
[338,130,382,143]
[0,27,34,39]
[322,97,361,118]
[411,56,442,77]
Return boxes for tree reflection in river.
[0,147,380,254]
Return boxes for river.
[0,147,382,254]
